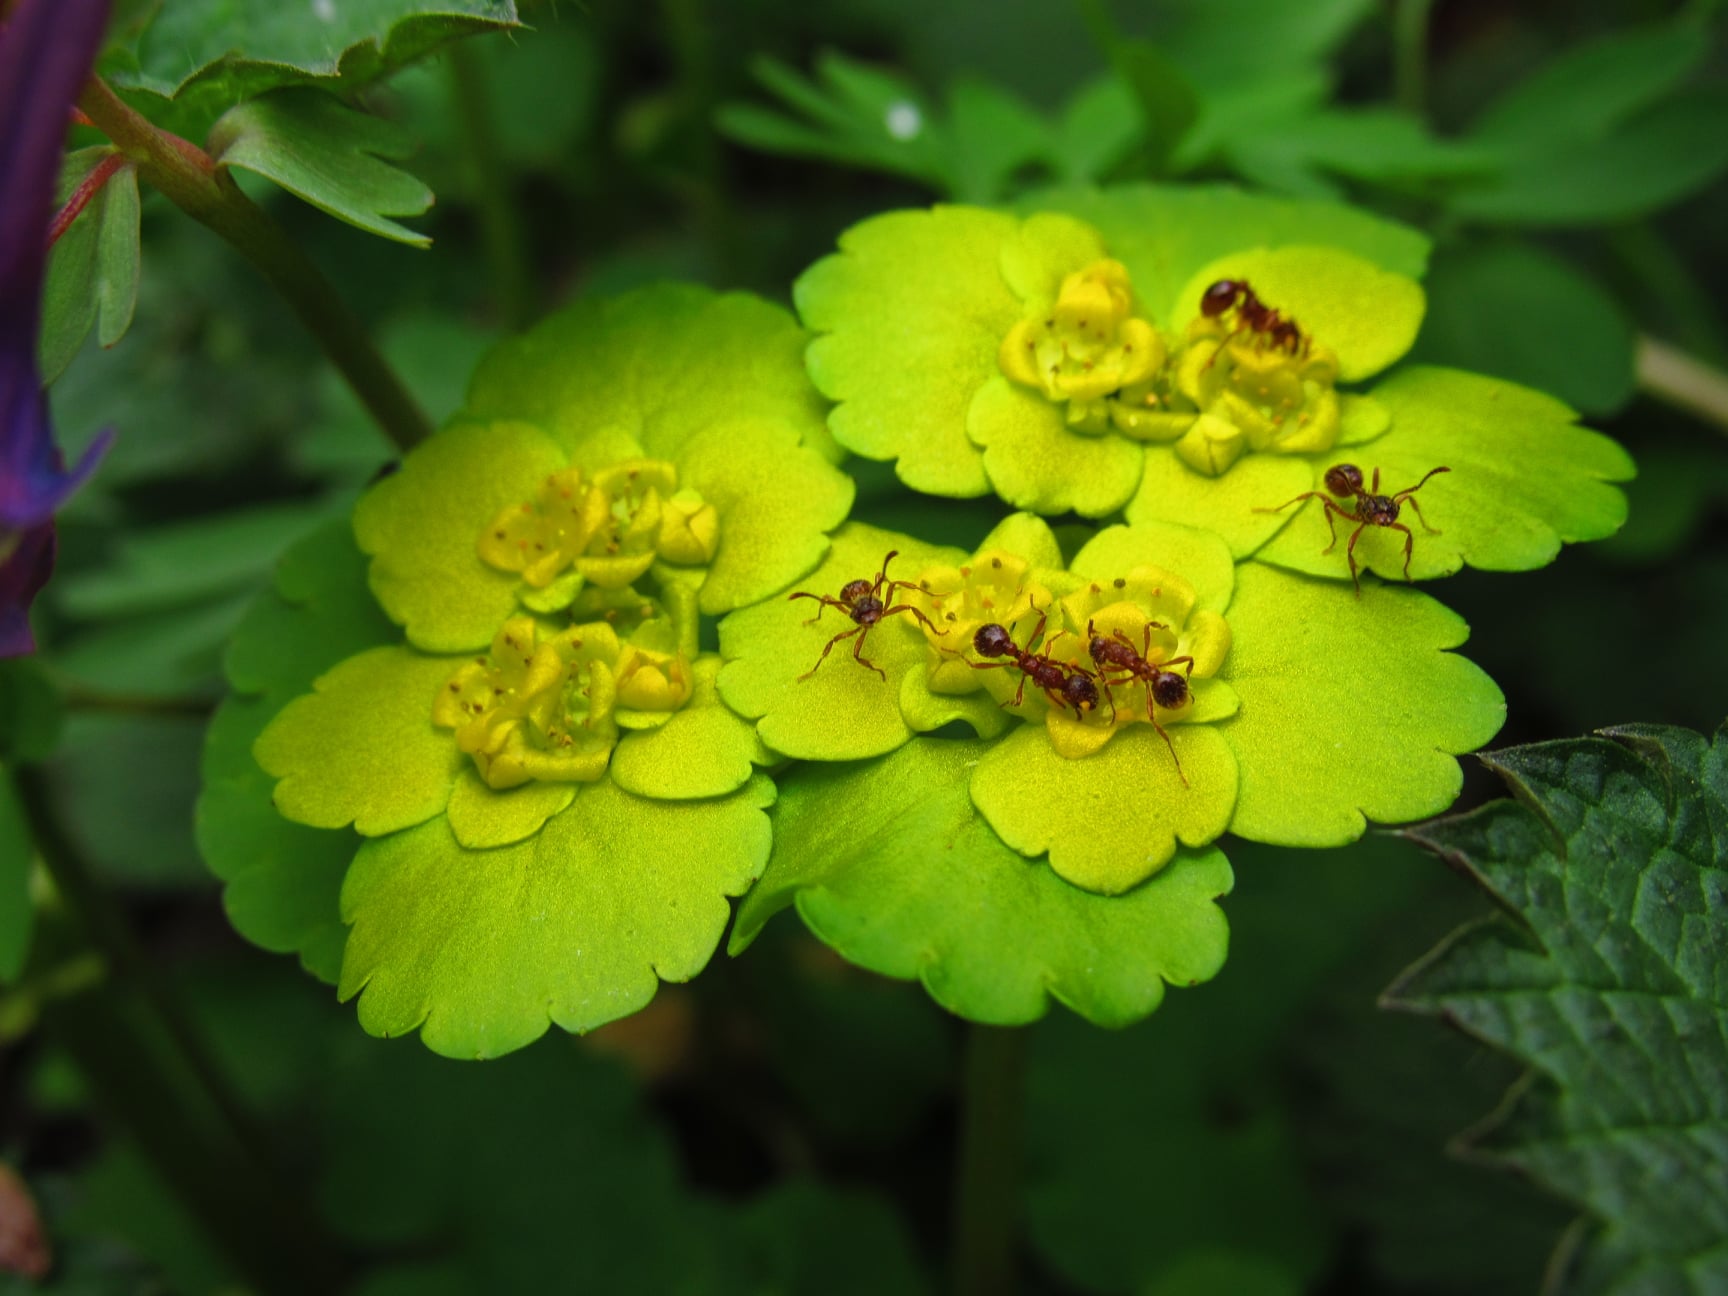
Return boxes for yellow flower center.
[433,615,694,789]
[478,459,721,596]
[999,260,1167,434]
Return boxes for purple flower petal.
[0,521,55,657]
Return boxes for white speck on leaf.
[884,101,922,141]
[312,0,337,21]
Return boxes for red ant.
[789,550,935,682]
[1084,620,1195,784]
[967,614,1100,715]
[1199,278,1307,359]
[1257,463,1450,596]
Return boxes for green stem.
[448,44,534,330]
[1393,0,1436,115]
[16,769,349,1292]
[77,77,431,454]
[1636,335,1728,436]
[952,1023,1027,1296]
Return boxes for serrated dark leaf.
[1387,723,1728,1294]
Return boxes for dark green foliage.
[1389,724,1728,1292]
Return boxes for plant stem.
[952,1023,1027,1296]
[1393,0,1436,115]
[76,77,431,454]
[16,768,349,1292]
[448,44,534,330]
[1637,335,1728,436]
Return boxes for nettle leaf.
[1386,723,1728,1293]
[1413,242,1636,417]
[38,148,142,384]
[0,772,32,984]
[196,520,397,983]
[340,775,775,1059]
[1254,367,1635,583]
[106,0,519,121]
[733,737,1233,1028]
[208,88,433,247]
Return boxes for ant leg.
[1011,671,1031,709]
[880,602,939,634]
[1148,716,1189,788]
[1369,466,1382,494]
[798,626,861,680]
[789,591,838,627]
[850,626,888,681]
[1253,489,1329,516]
[1402,494,1442,535]
[1318,498,1354,553]
[1389,521,1416,582]
[1161,655,1196,678]
[1344,524,1368,597]
[871,550,902,602]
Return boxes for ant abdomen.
[1324,463,1365,497]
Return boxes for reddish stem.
[46,151,128,247]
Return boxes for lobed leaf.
[1387,723,1728,1293]
[339,776,774,1058]
[1217,562,1504,846]
[1254,367,1634,583]
[732,737,1233,1028]
[208,88,434,246]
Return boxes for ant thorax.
[478,457,721,612]
[997,259,1167,434]
[431,614,696,790]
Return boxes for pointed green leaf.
[717,523,968,761]
[253,645,461,836]
[339,776,774,1058]
[209,88,433,246]
[197,520,398,982]
[733,738,1232,1027]
[0,772,32,984]
[38,150,142,383]
[109,1,520,119]
[1217,562,1503,845]
[1255,367,1634,583]
[1386,723,1728,1293]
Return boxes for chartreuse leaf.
[197,520,398,983]
[460,284,852,612]
[353,419,564,653]
[966,377,1146,517]
[796,206,1018,498]
[717,522,967,761]
[1126,451,1318,559]
[1413,242,1636,417]
[108,0,519,121]
[609,658,769,800]
[1019,183,1432,321]
[1169,246,1425,382]
[1255,368,1634,583]
[1386,723,1728,1293]
[253,647,461,836]
[1216,562,1504,845]
[0,772,31,983]
[732,738,1232,1027]
[339,775,774,1058]
[38,148,142,384]
[208,88,433,246]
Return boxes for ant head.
[1200,280,1244,317]
[839,578,872,603]
[973,623,1014,658]
[1323,463,1365,498]
[1062,673,1099,712]
[1151,670,1190,711]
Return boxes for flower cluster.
[207,187,1635,1051]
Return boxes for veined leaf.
[38,149,142,384]
[1387,723,1728,1293]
